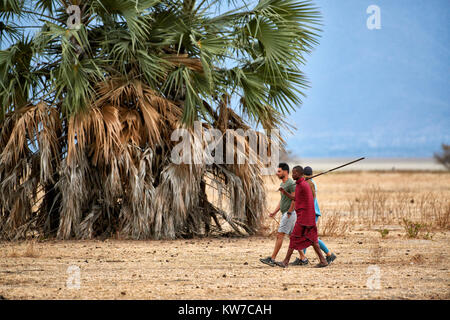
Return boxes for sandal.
[290,257,309,266]
[274,261,287,268]
[314,262,329,268]
[259,257,276,267]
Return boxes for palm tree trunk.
[43,180,60,236]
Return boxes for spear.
[305,157,366,180]
[272,157,365,224]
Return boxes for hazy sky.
[285,0,450,158]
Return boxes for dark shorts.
[289,224,318,251]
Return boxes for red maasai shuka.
[289,177,318,251]
[294,177,316,226]
[289,224,319,251]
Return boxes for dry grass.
[4,240,40,258]
[318,209,352,236]
[346,188,450,232]
[24,241,40,258]
[368,243,388,264]
[262,171,450,238]
[410,253,425,264]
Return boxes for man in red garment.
[276,165,329,268]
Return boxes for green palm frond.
[0,0,24,18]
[0,35,37,118]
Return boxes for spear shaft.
[305,157,365,180]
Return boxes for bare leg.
[312,241,328,265]
[281,247,295,267]
[299,250,307,260]
[271,232,285,260]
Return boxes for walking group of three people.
[260,163,337,268]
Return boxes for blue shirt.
[311,179,321,216]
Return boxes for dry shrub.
[411,253,425,264]
[319,209,351,236]
[6,247,18,258]
[414,193,449,230]
[257,216,280,237]
[364,186,389,223]
[24,240,40,257]
[369,244,387,264]
[401,218,434,240]
[347,185,390,226]
[427,197,450,229]
[6,241,40,258]
[391,191,415,221]
[347,185,450,231]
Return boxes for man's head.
[304,166,313,178]
[276,163,289,180]
[292,165,304,180]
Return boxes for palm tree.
[0,0,321,240]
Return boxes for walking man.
[276,166,329,268]
[260,163,309,267]
[300,166,337,264]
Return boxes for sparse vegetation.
[369,244,387,264]
[318,210,352,237]
[401,219,434,240]
[24,240,40,257]
[401,219,424,238]
[348,185,389,226]
[377,228,389,238]
[262,172,449,238]
[347,187,449,231]
[5,240,40,258]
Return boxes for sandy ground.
[0,232,449,300]
[1,172,449,300]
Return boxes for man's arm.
[307,180,316,199]
[269,201,280,217]
[287,193,295,214]
[279,187,295,200]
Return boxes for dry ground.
[1,171,449,299]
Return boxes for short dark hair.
[292,165,304,175]
[278,162,289,173]
[304,166,313,176]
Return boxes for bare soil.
[1,172,449,299]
